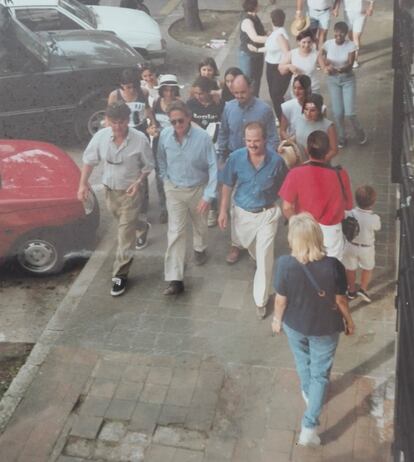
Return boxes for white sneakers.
[298,426,321,447]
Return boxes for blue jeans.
[283,323,339,429]
[326,72,362,142]
[238,49,263,96]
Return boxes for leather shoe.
[226,246,241,264]
[194,250,207,266]
[163,281,184,296]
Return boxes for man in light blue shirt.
[217,74,279,265]
[218,121,287,318]
[157,100,217,295]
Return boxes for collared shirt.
[217,97,279,157]
[83,127,154,190]
[221,147,287,211]
[157,125,218,202]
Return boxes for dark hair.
[302,93,324,119]
[270,9,285,27]
[105,101,131,121]
[138,62,157,78]
[192,76,215,93]
[242,0,258,12]
[307,131,330,160]
[334,21,349,34]
[198,57,219,77]
[355,185,377,209]
[233,73,253,87]
[120,68,139,86]
[244,121,267,139]
[296,29,314,42]
[159,85,180,98]
[222,67,243,101]
[293,74,312,92]
[166,100,192,118]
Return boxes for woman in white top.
[280,74,312,141]
[139,63,159,108]
[279,29,320,97]
[319,21,366,148]
[336,0,376,68]
[294,93,338,162]
[252,9,291,123]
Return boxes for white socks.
[298,427,321,447]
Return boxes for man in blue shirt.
[217,74,280,265]
[218,121,287,318]
[157,100,218,295]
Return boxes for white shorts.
[309,7,331,31]
[342,241,375,270]
[345,9,367,34]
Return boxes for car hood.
[90,6,162,49]
[37,30,141,68]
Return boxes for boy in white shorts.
[337,0,376,67]
[343,185,381,302]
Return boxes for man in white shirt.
[296,0,339,49]
[335,0,376,68]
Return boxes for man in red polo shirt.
[279,130,352,259]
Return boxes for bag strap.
[300,263,326,298]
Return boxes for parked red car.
[0,140,99,274]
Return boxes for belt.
[350,242,372,248]
[314,7,330,11]
[247,204,276,214]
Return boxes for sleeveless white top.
[265,27,289,65]
[290,48,320,95]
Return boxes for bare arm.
[218,184,233,230]
[271,294,287,334]
[282,200,296,220]
[325,124,338,161]
[336,295,355,335]
[77,164,94,202]
[279,114,290,141]
[108,90,117,105]
[296,0,305,17]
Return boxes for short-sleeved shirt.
[295,115,333,158]
[82,127,154,190]
[323,39,357,68]
[187,98,224,143]
[346,207,381,245]
[281,98,302,137]
[279,162,353,225]
[274,255,346,336]
[221,147,287,211]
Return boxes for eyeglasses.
[170,118,185,126]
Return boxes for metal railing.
[392,1,414,460]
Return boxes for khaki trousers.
[164,180,208,281]
[233,205,281,307]
[105,188,139,278]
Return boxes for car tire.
[74,97,107,142]
[15,231,65,275]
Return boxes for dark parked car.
[0,139,99,274]
[0,4,144,141]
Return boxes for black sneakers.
[194,250,208,266]
[346,290,357,300]
[136,222,151,250]
[163,281,184,296]
[357,289,372,303]
[111,277,127,296]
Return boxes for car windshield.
[59,0,96,28]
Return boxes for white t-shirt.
[308,0,332,10]
[346,207,381,246]
[323,39,356,68]
[281,98,302,136]
[265,27,289,65]
[290,47,320,93]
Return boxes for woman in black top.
[272,213,355,447]
[239,0,267,96]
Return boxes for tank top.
[115,88,147,129]
[240,12,266,54]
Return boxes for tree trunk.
[183,0,203,31]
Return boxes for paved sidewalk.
[0,1,396,461]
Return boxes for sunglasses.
[170,118,185,126]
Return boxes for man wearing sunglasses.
[157,101,218,295]
[78,102,154,297]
